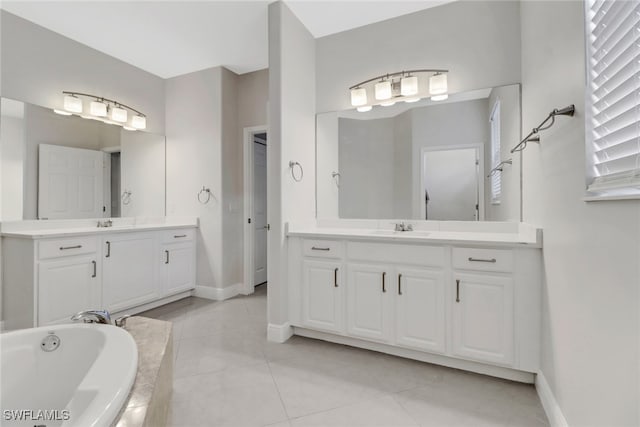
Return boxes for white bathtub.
[1,324,138,427]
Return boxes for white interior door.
[422,147,479,221]
[38,144,103,219]
[253,140,268,285]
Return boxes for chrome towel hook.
[289,161,304,182]
[198,186,213,204]
[332,171,341,188]
[487,159,513,178]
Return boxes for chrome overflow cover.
[41,332,60,352]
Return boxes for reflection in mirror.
[0,98,166,221]
[316,84,521,222]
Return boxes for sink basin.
[369,230,430,237]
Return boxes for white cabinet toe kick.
[287,237,542,383]
[2,227,197,330]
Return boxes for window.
[490,99,501,204]
[585,0,640,198]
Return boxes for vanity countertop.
[287,221,542,247]
[0,217,198,239]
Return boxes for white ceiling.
[0,1,454,79]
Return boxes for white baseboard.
[535,371,568,427]
[267,322,294,343]
[193,283,242,301]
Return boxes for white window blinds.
[490,100,501,203]
[586,0,640,194]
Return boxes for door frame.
[420,143,485,221]
[243,125,268,295]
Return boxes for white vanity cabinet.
[288,235,541,382]
[102,232,159,312]
[160,230,197,296]
[37,237,102,325]
[2,225,197,330]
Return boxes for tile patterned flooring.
[140,285,549,427]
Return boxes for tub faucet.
[71,310,112,325]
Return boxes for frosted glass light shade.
[429,73,448,95]
[131,115,147,130]
[90,101,107,117]
[111,106,128,123]
[53,109,72,116]
[375,81,392,100]
[350,88,367,106]
[431,94,449,101]
[123,126,137,131]
[404,97,421,103]
[357,105,372,112]
[63,95,83,113]
[401,76,418,96]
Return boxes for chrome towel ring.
[121,190,132,205]
[289,161,304,182]
[198,186,213,204]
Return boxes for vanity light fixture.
[349,69,449,112]
[54,91,147,131]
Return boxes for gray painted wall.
[268,1,316,326]
[315,0,521,113]
[521,2,639,425]
[1,11,165,134]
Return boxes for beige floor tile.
[289,395,419,427]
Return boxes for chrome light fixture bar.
[349,69,449,112]
[53,91,147,131]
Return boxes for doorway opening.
[243,126,268,295]
[420,144,484,221]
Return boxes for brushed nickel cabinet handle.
[468,257,497,263]
[59,245,82,251]
[382,272,387,293]
[398,274,402,295]
[456,279,460,303]
[165,250,170,264]
[174,234,187,238]
[334,268,338,287]
[91,260,97,278]
[311,247,330,251]
[105,241,111,258]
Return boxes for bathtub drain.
[40,333,60,352]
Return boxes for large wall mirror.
[0,97,166,221]
[316,84,522,222]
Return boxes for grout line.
[265,359,292,421]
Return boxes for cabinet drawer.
[160,228,196,244]
[347,242,444,267]
[452,248,513,273]
[38,236,98,260]
[303,239,343,259]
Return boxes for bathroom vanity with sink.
[286,220,542,383]
[1,218,197,330]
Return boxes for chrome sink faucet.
[394,222,413,232]
[97,219,113,228]
[71,310,112,324]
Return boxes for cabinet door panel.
[103,234,158,311]
[395,268,445,353]
[347,263,393,342]
[38,255,100,325]
[163,244,196,295]
[452,273,514,366]
[302,260,343,333]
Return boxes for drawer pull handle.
[105,241,111,258]
[456,279,460,303]
[60,245,82,251]
[398,274,402,295]
[165,250,170,264]
[174,234,187,238]
[334,268,338,287]
[382,272,387,293]
[91,260,97,278]
[311,247,330,251]
[468,257,497,263]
